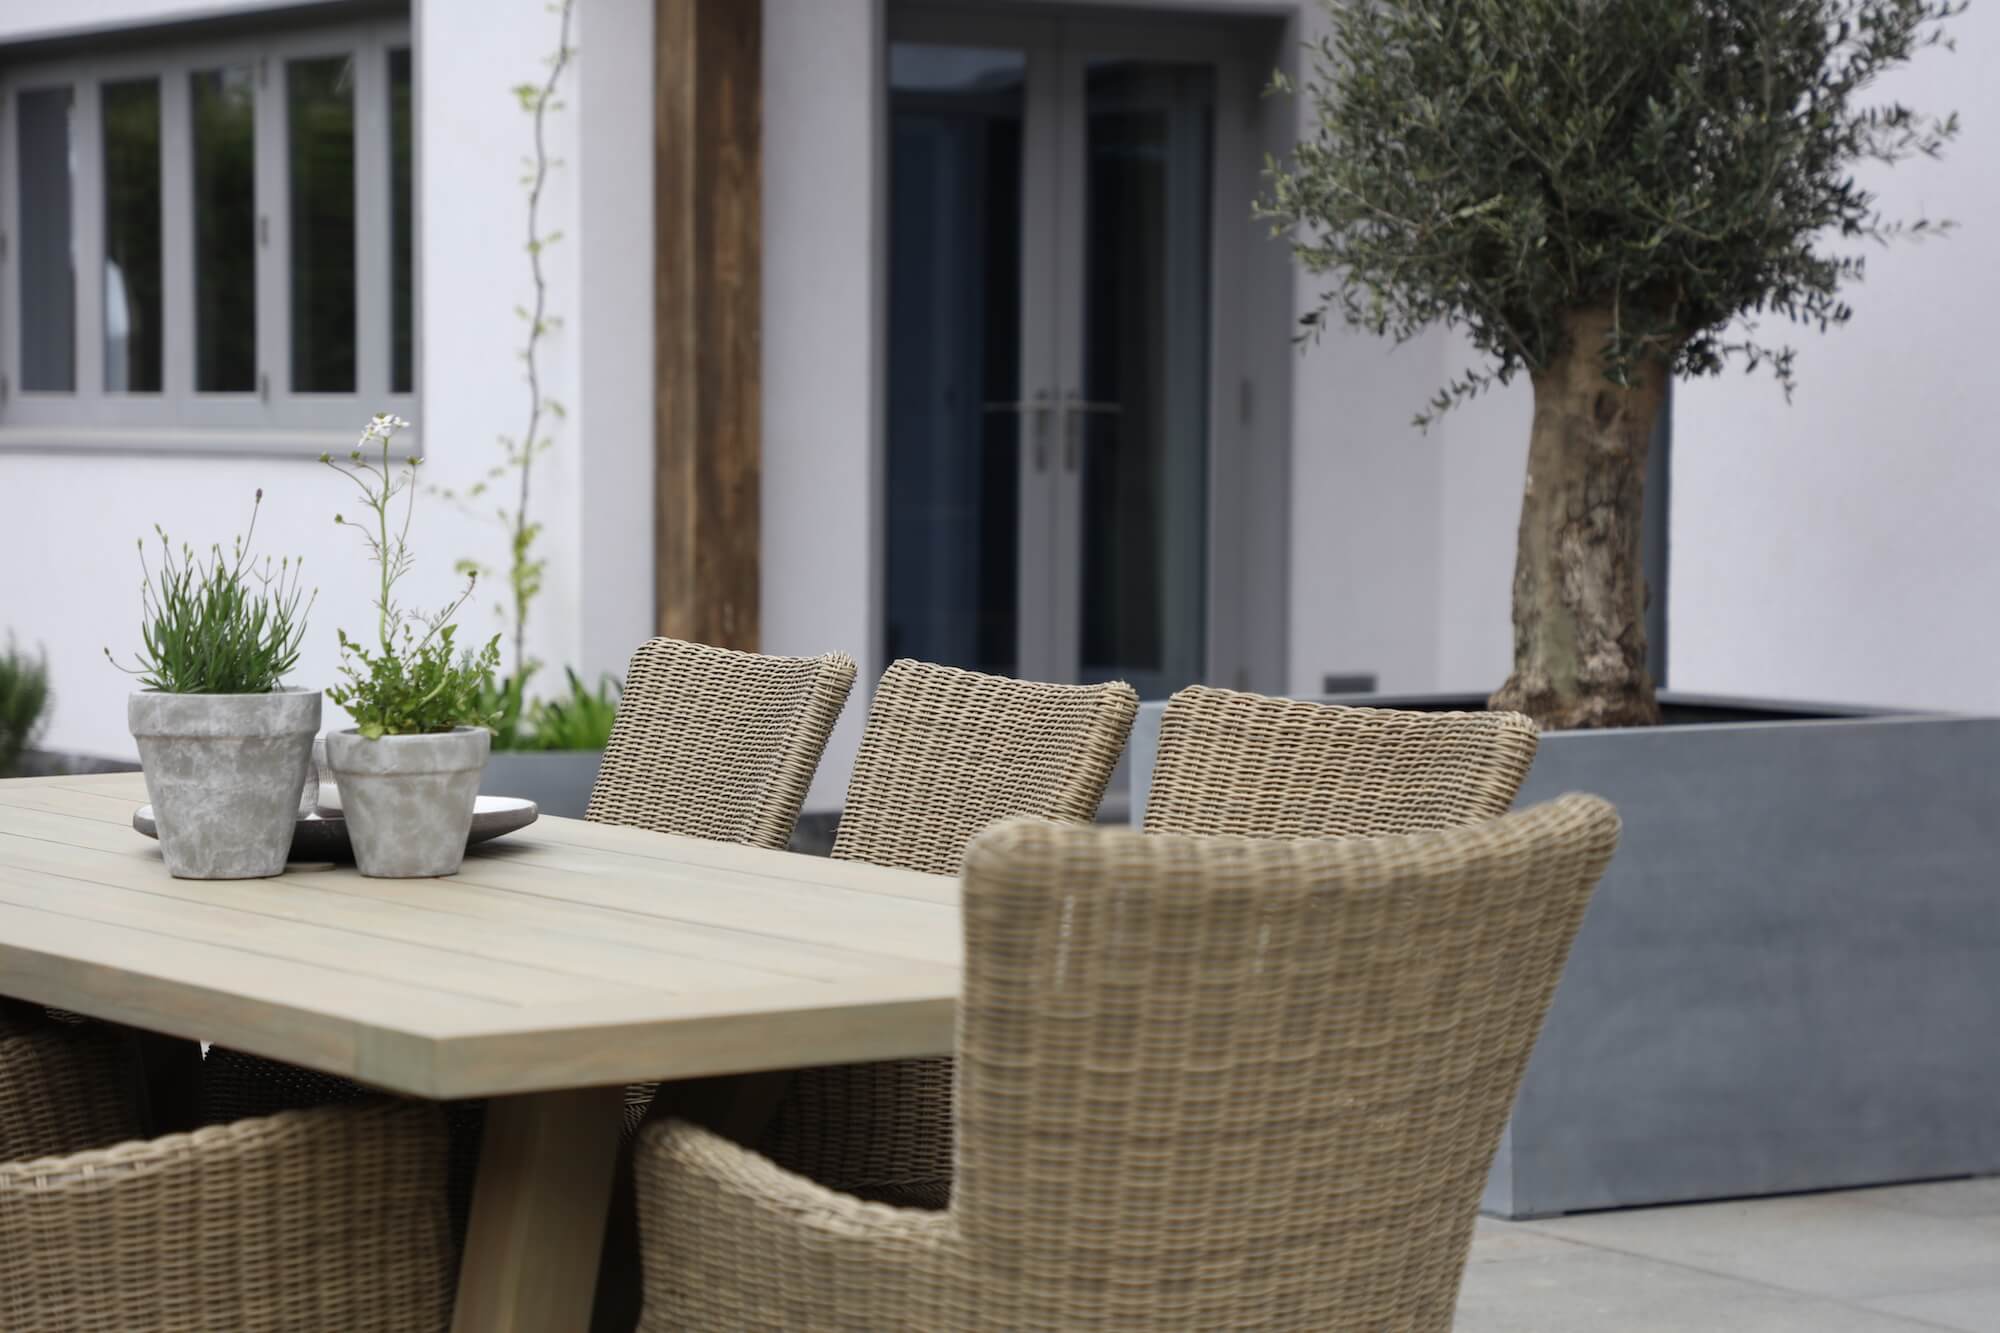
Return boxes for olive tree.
[1261,0,1960,727]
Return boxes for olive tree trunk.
[1490,308,1668,729]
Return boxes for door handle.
[981,389,1056,470]
[1059,393,1121,471]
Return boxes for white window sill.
[0,425,417,459]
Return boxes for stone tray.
[134,795,538,863]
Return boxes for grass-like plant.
[0,637,50,776]
[105,492,313,694]
[323,414,500,739]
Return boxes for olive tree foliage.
[1260,0,1964,427]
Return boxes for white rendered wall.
[0,0,654,758]
[1669,2,1998,714]
[1434,372,1532,699]
[760,0,885,809]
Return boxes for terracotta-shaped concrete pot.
[128,689,320,879]
[325,727,490,877]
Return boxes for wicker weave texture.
[769,660,1137,1203]
[0,1101,454,1331]
[586,637,859,850]
[636,797,1620,1331]
[1144,685,1540,838]
[197,1045,373,1126]
[828,659,1137,877]
[198,1047,485,1249]
[0,1021,143,1165]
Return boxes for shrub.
[0,638,50,776]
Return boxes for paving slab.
[1517,1191,2000,1303]
[1454,1233,1943,1332]
[1836,1178,2000,1221]
[1861,1284,2000,1332]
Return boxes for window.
[0,21,415,449]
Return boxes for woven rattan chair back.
[0,1018,142,1163]
[586,638,858,849]
[630,798,1620,1331]
[949,798,1619,1329]
[0,1099,454,1332]
[829,658,1139,876]
[1144,684,1539,838]
[760,661,1136,1205]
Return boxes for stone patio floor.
[1457,1177,2000,1331]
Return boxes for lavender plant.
[105,492,313,694]
[322,414,500,739]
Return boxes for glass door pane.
[1072,60,1212,697]
[883,44,1028,675]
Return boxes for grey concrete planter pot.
[1129,691,2000,1217]
[480,748,602,819]
[128,688,320,880]
[326,727,491,878]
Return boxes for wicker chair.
[635,798,1621,1331]
[0,1097,454,1331]
[586,638,859,848]
[1144,684,1540,838]
[758,660,1138,1206]
[0,1014,144,1162]
[827,659,1138,875]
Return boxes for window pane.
[103,79,163,393]
[288,56,356,393]
[17,87,76,393]
[389,47,413,394]
[193,67,256,393]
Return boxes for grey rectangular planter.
[480,749,603,820]
[1127,692,2000,1218]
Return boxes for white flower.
[358,412,414,446]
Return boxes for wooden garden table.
[0,772,961,1332]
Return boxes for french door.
[883,9,1249,698]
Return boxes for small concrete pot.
[128,689,321,880]
[326,727,491,878]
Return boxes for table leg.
[452,1085,624,1333]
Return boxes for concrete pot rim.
[326,726,490,775]
[128,687,322,738]
[130,685,319,697]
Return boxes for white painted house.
[2,0,1994,811]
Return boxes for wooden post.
[655,0,761,649]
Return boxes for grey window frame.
[0,18,415,455]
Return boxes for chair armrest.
[634,1118,956,1332]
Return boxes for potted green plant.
[322,414,500,878]
[108,494,317,879]
[1261,0,1959,730]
